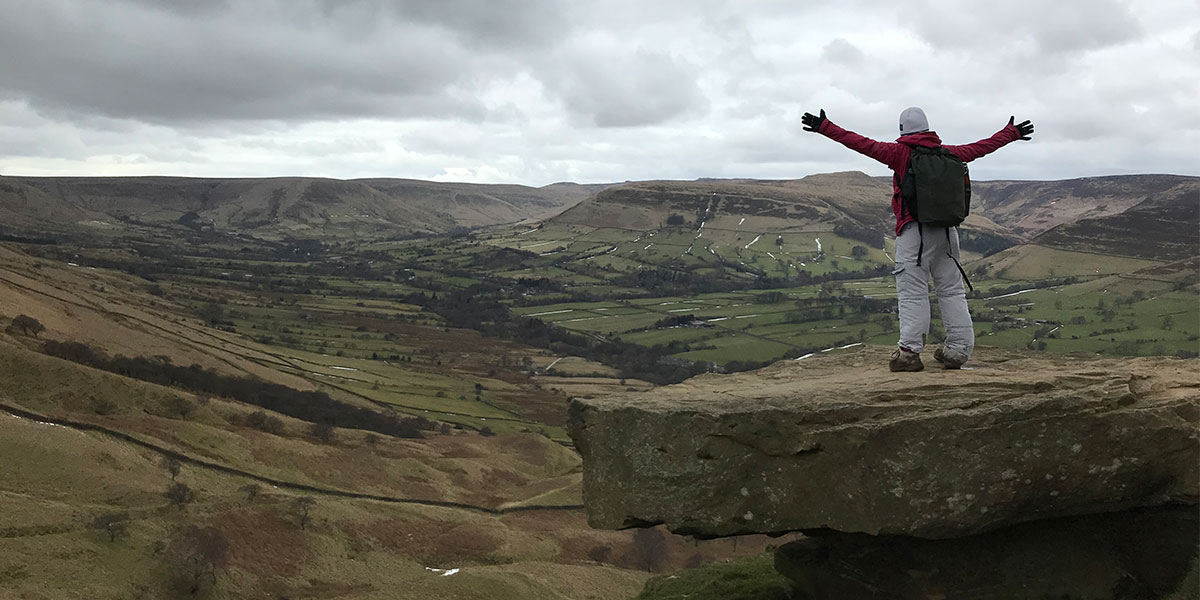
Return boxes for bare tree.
[239,483,261,504]
[7,314,45,338]
[161,456,182,481]
[167,525,228,595]
[631,527,670,572]
[165,396,196,419]
[91,396,118,416]
[165,482,195,508]
[91,512,130,542]
[292,496,316,530]
[310,422,335,444]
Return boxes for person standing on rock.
[800,107,1034,371]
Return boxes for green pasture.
[675,334,794,364]
[976,244,1162,281]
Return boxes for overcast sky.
[1,0,1197,184]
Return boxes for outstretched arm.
[945,116,1033,162]
[802,109,908,170]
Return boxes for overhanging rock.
[567,349,1199,538]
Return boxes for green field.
[475,225,1199,365]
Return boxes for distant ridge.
[2,172,1194,246]
[0,175,612,240]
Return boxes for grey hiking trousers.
[893,222,974,362]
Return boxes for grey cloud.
[0,0,520,123]
[359,0,571,50]
[907,0,1142,57]
[821,38,865,67]
[0,0,1196,183]
[1028,1,1143,55]
[540,48,708,127]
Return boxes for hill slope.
[553,172,894,236]
[971,174,1199,238]
[1032,189,1200,261]
[0,176,603,240]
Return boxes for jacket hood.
[897,131,942,147]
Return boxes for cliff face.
[568,348,1200,596]
[568,348,1198,538]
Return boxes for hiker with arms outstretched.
[801,107,1033,371]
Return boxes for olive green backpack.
[896,146,974,290]
[899,146,971,227]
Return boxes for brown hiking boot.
[889,348,924,372]
[933,348,965,370]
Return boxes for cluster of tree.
[177,211,212,232]
[610,263,892,297]
[973,277,1080,301]
[653,314,697,328]
[833,221,885,247]
[785,307,843,324]
[463,247,541,271]
[783,294,892,325]
[40,340,434,438]
[0,227,60,245]
[957,229,1017,257]
[167,525,228,595]
[408,286,708,385]
[754,291,787,304]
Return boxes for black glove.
[802,109,826,133]
[1009,116,1034,140]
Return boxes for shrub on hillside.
[164,395,196,419]
[90,512,130,542]
[165,482,196,508]
[239,484,262,504]
[90,395,119,416]
[635,552,794,600]
[166,525,228,596]
[6,314,45,338]
[310,422,335,444]
[245,410,285,435]
[630,528,670,572]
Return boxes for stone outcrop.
[567,348,1199,539]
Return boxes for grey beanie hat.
[899,107,929,135]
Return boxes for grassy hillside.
[0,318,785,599]
[971,174,1199,237]
[1032,191,1200,261]
[0,241,589,439]
[0,175,595,241]
[0,234,797,598]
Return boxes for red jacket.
[818,120,1023,235]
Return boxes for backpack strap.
[947,227,974,292]
[915,223,924,267]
